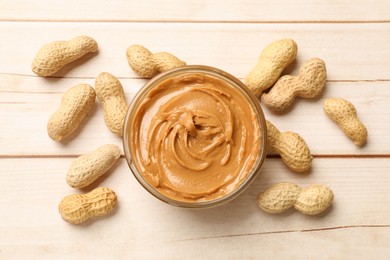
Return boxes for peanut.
[257,182,301,213]
[66,144,121,188]
[294,184,334,215]
[245,39,298,97]
[261,58,327,111]
[95,72,128,136]
[266,120,312,173]
[126,44,186,78]
[58,187,117,224]
[257,182,334,215]
[323,98,368,146]
[32,36,98,77]
[47,84,95,142]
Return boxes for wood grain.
[0,0,389,22]
[1,1,390,258]
[0,158,389,258]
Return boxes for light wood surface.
[1,1,389,259]
[1,0,389,22]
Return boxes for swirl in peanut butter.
[130,73,261,202]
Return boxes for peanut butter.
[129,72,261,202]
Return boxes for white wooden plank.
[0,74,388,155]
[0,158,389,258]
[1,228,389,259]
[0,0,389,22]
[1,23,390,81]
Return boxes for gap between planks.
[1,72,390,82]
[1,19,390,24]
[170,224,390,242]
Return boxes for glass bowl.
[123,65,267,208]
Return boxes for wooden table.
[1,1,389,258]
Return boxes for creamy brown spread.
[129,73,261,202]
